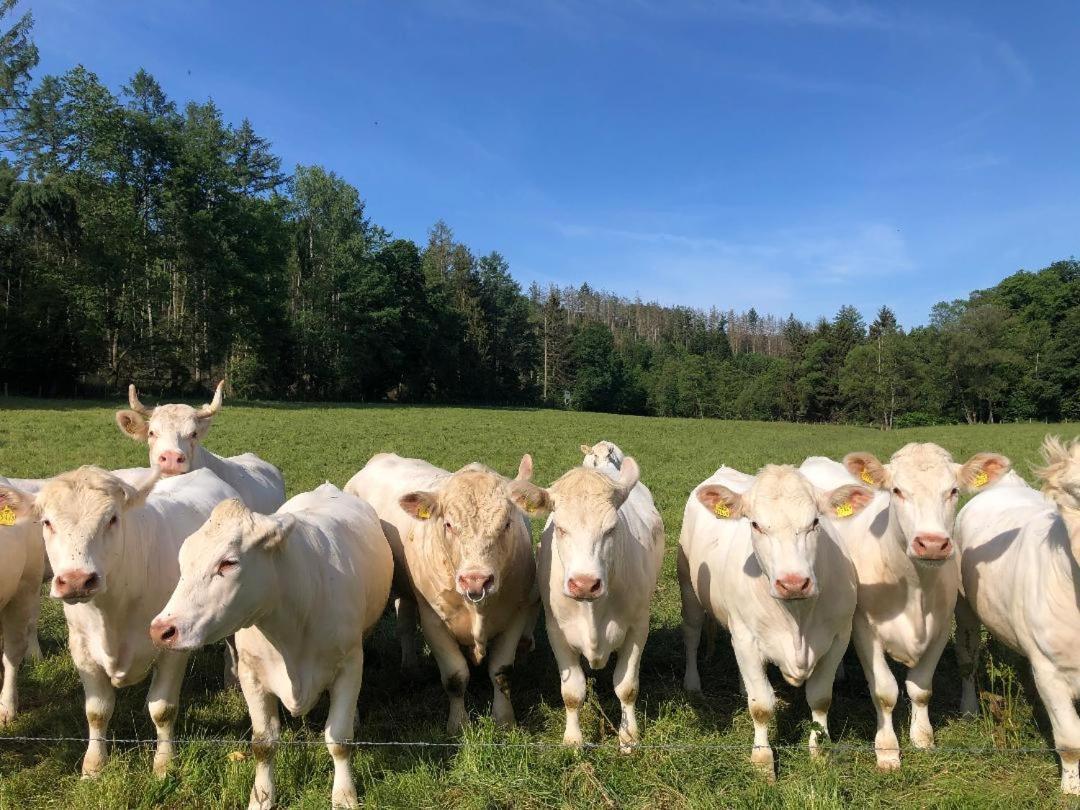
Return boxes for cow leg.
[0,595,34,724]
[395,596,421,676]
[418,602,469,734]
[954,596,981,716]
[239,657,280,810]
[731,628,776,780]
[678,546,705,693]
[25,594,42,661]
[78,664,115,778]
[906,625,950,750]
[223,637,240,689]
[325,649,364,808]
[147,650,189,777]
[487,606,531,728]
[805,629,849,758]
[1029,657,1080,794]
[852,616,900,771]
[548,619,587,747]
[613,620,648,753]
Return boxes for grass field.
[0,398,1077,809]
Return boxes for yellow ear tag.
[713,502,731,519]
[973,470,989,488]
[0,505,15,526]
[835,502,854,518]
[525,500,537,515]
[860,470,875,486]
[416,505,431,520]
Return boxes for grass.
[0,397,1077,808]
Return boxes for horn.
[196,380,225,419]
[128,384,152,416]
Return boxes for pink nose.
[149,618,179,647]
[774,574,813,599]
[458,572,494,601]
[567,575,604,600]
[912,534,952,560]
[53,570,100,600]
[157,451,187,473]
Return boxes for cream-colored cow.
[680,464,873,776]
[801,443,1010,771]
[510,456,664,752]
[345,453,539,732]
[955,436,1080,794]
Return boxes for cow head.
[115,381,225,476]
[1035,435,1080,560]
[150,499,292,650]
[509,458,639,601]
[845,443,1011,565]
[0,466,159,604]
[580,440,624,472]
[398,455,533,604]
[697,465,873,601]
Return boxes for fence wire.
[0,735,1066,755]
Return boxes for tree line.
[0,5,1076,426]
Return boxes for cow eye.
[811,518,820,530]
[949,488,959,498]
[751,521,762,533]
[189,431,197,439]
[217,559,238,575]
[892,488,904,499]
[444,521,454,533]
[41,519,52,530]
[108,515,118,527]
[148,430,157,438]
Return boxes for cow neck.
[248,541,302,652]
[1061,506,1080,553]
[192,443,226,477]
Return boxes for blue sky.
[24,0,1080,327]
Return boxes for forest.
[0,4,1076,427]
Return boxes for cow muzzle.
[149,617,180,648]
[772,573,815,600]
[566,574,605,601]
[52,570,102,603]
[457,571,495,603]
[911,533,953,562]
[157,450,189,476]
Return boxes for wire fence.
[0,734,1066,755]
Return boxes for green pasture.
[0,399,1076,808]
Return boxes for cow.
[580,440,625,474]
[0,476,45,724]
[0,466,239,777]
[345,453,539,733]
[508,455,664,752]
[955,436,1080,794]
[114,382,286,514]
[679,464,873,777]
[800,444,1010,771]
[150,484,393,809]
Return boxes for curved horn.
[128,384,152,417]
[196,380,225,419]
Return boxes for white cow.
[0,476,45,724]
[151,484,393,809]
[345,453,539,733]
[0,466,239,777]
[580,440,625,475]
[115,382,286,514]
[955,436,1080,794]
[509,456,664,752]
[800,444,1010,771]
[679,464,873,776]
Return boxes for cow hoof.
[910,730,934,750]
[751,748,775,781]
[683,674,702,694]
[562,733,583,748]
[0,707,14,727]
[332,789,360,808]
[876,756,901,773]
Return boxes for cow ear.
[959,452,1012,492]
[121,469,160,511]
[400,491,439,521]
[696,484,743,520]
[115,410,148,441]
[580,443,592,456]
[515,454,533,482]
[844,452,889,488]
[508,480,553,518]
[256,513,295,550]
[0,483,35,524]
[819,484,875,520]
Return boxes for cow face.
[0,467,158,603]
[115,382,224,476]
[398,455,533,604]
[509,458,640,601]
[846,443,1010,565]
[151,499,292,650]
[697,465,873,601]
[580,440,624,472]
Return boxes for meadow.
[0,398,1076,809]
